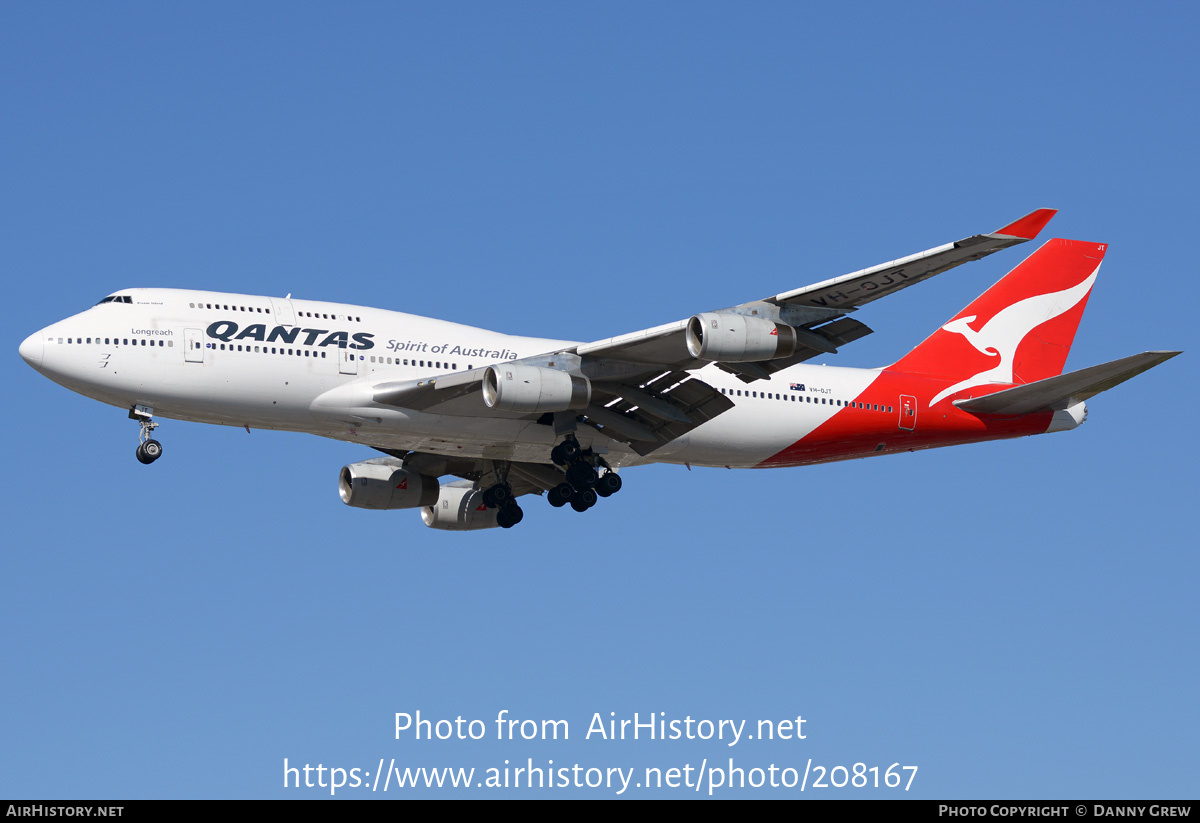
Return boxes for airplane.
[17,209,1180,531]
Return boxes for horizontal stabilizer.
[954,351,1181,416]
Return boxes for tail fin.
[890,238,1106,405]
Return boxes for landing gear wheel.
[566,461,597,489]
[483,483,512,509]
[595,472,622,497]
[569,488,598,512]
[497,502,524,529]
[135,439,163,464]
[551,439,581,466]
[547,483,575,508]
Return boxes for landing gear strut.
[130,405,163,465]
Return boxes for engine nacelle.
[482,364,590,413]
[420,484,500,531]
[686,312,799,362]
[338,461,439,510]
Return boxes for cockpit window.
[95,295,133,305]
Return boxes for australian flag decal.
[790,383,805,391]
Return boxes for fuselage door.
[184,328,205,363]
[270,297,296,327]
[339,349,359,375]
[899,394,917,431]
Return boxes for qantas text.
[205,321,375,350]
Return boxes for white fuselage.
[21,288,891,469]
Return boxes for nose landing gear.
[130,405,163,465]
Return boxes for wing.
[570,207,1057,381]
[376,449,561,497]
[371,209,1057,454]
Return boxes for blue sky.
[2,2,1196,798]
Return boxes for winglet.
[994,208,1058,240]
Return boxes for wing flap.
[581,370,734,455]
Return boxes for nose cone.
[19,331,44,369]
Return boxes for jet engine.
[685,312,799,362]
[338,460,439,510]
[482,364,591,413]
[421,484,501,531]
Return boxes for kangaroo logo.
[929,266,1099,406]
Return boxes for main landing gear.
[481,472,523,530]
[476,435,623,528]
[129,405,163,465]
[547,435,622,513]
